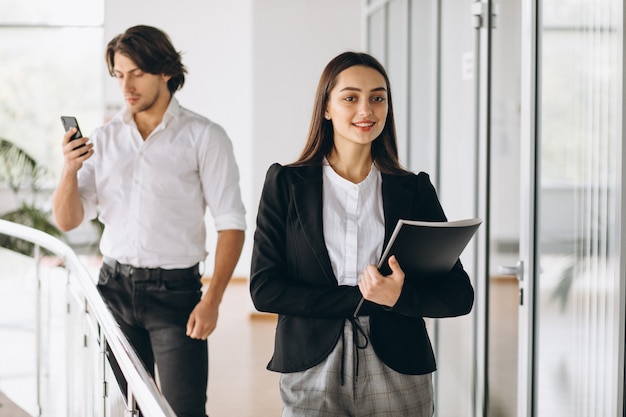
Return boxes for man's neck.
[134,95,172,139]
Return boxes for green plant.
[0,137,62,256]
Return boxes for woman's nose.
[358,101,372,116]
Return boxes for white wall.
[103,0,361,277]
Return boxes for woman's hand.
[358,255,405,307]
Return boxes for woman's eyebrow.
[339,86,388,93]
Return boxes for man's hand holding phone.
[60,116,93,169]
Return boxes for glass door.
[491,1,625,416]
[484,1,524,417]
[518,1,625,416]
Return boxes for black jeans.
[97,260,208,417]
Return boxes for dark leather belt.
[102,257,199,281]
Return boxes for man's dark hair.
[105,25,187,94]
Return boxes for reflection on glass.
[538,0,621,416]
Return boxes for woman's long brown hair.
[293,52,408,175]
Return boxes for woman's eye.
[343,96,356,102]
[371,96,386,103]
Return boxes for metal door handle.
[497,260,524,282]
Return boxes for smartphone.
[60,116,83,141]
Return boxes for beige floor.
[206,279,282,417]
[0,390,30,417]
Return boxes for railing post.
[65,268,72,417]
[101,328,108,417]
[126,389,139,417]
[34,243,42,417]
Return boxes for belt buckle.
[131,267,153,282]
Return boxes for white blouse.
[322,160,385,286]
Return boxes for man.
[52,25,246,417]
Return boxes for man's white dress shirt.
[78,98,246,269]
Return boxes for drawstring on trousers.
[339,317,369,386]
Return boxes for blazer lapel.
[381,174,416,247]
[292,167,337,284]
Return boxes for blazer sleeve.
[388,173,475,318]
[250,163,366,318]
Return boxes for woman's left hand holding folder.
[358,255,405,308]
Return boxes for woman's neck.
[327,148,373,183]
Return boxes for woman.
[250,51,474,417]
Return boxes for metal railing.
[0,219,176,417]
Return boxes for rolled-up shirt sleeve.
[198,122,246,232]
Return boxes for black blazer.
[250,163,474,375]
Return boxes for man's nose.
[121,77,133,92]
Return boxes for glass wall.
[536,0,623,415]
